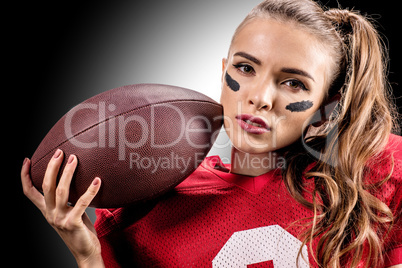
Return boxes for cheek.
[273,115,306,148]
[225,72,240,92]
[220,79,245,111]
[275,103,319,141]
[280,94,322,130]
[279,108,319,141]
[220,88,238,131]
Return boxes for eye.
[283,79,309,92]
[233,64,255,75]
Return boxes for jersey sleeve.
[95,200,161,268]
[383,134,402,267]
[383,175,402,267]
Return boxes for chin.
[231,132,303,155]
[231,139,279,155]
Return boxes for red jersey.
[95,134,402,267]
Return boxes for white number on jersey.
[213,225,309,267]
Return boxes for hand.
[21,149,105,268]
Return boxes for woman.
[21,0,401,267]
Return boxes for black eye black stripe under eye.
[225,72,240,92]
[285,100,313,112]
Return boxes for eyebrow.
[233,51,261,65]
[281,68,315,82]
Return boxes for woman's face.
[221,18,331,154]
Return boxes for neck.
[230,147,279,177]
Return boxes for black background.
[10,1,401,267]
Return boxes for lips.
[235,114,271,134]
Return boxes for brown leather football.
[30,84,223,208]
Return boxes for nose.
[247,85,273,111]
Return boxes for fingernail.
[23,158,29,166]
[53,149,62,159]
[92,177,100,186]
[67,155,74,164]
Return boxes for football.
[30,84,223,208]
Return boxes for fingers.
[70,178,101,221]
[21,158,46,213]
[22,149,101,224]
[42,149,64,210]
[55,154,77,211]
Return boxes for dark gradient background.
[12,1,401,267]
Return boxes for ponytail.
[300,9,397,267]
[325,9,396,138]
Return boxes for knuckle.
[78,191,97,208]
[42,181,52,193]
[61,170,74,182]
[50,213,68,230]
[59,164,77,183]
[46,157,58,169]
[62,167,74,177]
[55,187,66,198]
[45,213,55,225]
[45,155,63,173]
[77,195,91,209]
[23,187,37,202]
[53,217,64,230]
[64,217,80,230]
[78,198,90,209]
[87,187,97,196]
[22,186,30,197]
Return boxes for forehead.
[230,18,330,85]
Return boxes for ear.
[221,58,227,82]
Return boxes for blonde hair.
[232,0,399,267]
